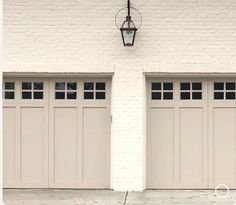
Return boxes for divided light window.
[151,82,173,100]
[22,82,44,99]
[214,82,236,100]
[4,82,15,99]
[55,82,77,100]
[84,82,106,100]
[180,82,202,100]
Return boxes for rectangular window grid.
[55,82,77,100]
[214,82,236,100]
[151,82,173,100]
[4,82,15,99]
[22,82,44,99]
[84,82,106,100]
[180,82,202,100]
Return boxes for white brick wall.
[111,65,145,191]
[3,0,236,191]
[3,0,236,72]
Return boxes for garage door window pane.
[181,83,190,90]
[226,83,235,90]
[226,92,235,100]
[214,92,224,100]
[34,92,43,99]
[192,83,202,90]
[181,92,190,100]
[5,82,14,90]
[55,83,65,90]
[22,82,32,90]
[55,92,65,99]
[96,83,105,90]
[163,92,173,100]
[152,92,161,100]
[84,92,94,99]
[214,83,224,90]
[163,83,173,90]
[96,92,105,99]
[5,92,14,99]
[34,82,43,90]
[152,83,161,90]
[67,92,77,99]
[84,83,94,90]
[192,92,202,100]
[67,83,77,90]
[22,92,32,99]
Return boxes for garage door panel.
[3,107,16,185]
[3,77,111,189]
[147,108,174,187]
[147,79,212,189]
[82,107,110,187]
[147,79,236,189]
[213,108,236,185]
[20,107,46,185]
[54,108,78,185]
[179,108,206,186]
[49,78,111,188]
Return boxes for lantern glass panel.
[122,30,135,45]
[120,18,137,46]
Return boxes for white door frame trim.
[3,72,114,78]
[144,72,236,78]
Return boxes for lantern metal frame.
[120,16,137,46]
[116,0,141,46]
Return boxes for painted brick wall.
[3,0,236,191]
[111,65,145,191]
[4,0,236,72]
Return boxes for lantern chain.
[128,0,130,17]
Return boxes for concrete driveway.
[3,189,236,205]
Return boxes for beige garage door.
[147,78,236,189]
[3,77,111,189]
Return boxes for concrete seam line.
[123,191,128,205]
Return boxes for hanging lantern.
[118,0,139,46]
[120,15,137,46]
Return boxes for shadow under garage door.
[3,77,111,189]
[146,78,236,189]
